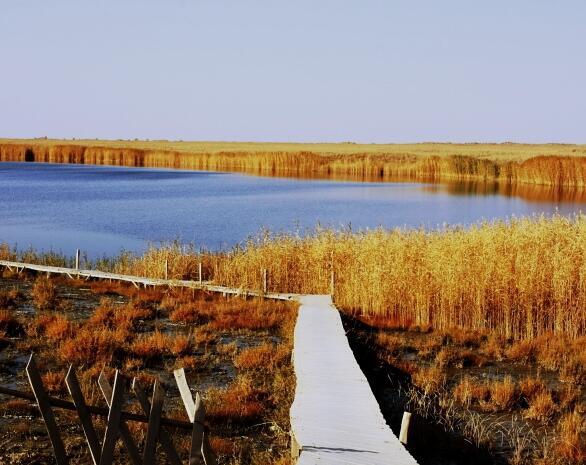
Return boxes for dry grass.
[234,343,289,371]
[554,411,586,463]
[93,214,585,342]
[524,391,557,423]
[0,309,23,337]
[206,375,266,423]
[0,287,21,309]
[30,276,58,311]
[11,214,586,342]
[3,139,586,189]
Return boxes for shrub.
[31,276,58,311]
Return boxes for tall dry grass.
[3,214,586,340]
[2,139,586,188]
[112,214,586,340]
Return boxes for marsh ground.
[0,271,296,465]
[343,314,585,465]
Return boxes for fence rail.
[0,259,300,301]
[0,354,216,465]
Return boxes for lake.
[0,162,583,257]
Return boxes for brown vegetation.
[118,214,586,342]
[30,276,58,311]
[2,139,586,190]
[0,274,297,465]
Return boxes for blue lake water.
[0,162,583,257]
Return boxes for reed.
[4,214,586,340]
[2,138,586,188]
[111,214,586,340]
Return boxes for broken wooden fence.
[0,354,216,465]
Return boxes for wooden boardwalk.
[290,295,418,465]
[0,260,297,301]
[0,260,417,464]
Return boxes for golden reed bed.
[96,215,584,341]
[2,215,586,340]
[2,139,586,187]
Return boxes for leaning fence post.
[97,372,141,465]
[99,371,126,465]
[142,380,165,465]
[65,366,101,465]
[26,354,69,465]
[174,368,217,465]
[75,249,81,271]
[399,411,412,444]
[132,379,182,465]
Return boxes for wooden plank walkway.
[0,260,297,301]
[0,260,417,464]
[290,295,418,465]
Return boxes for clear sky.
[1,1,585,143]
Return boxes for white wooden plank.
[290,295,418,465]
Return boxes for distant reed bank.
[2,139,586,187]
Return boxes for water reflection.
[422,180,586,204]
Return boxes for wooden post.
[399,411,412,445]
[198,262,202,284]
[75,249,80,271]
[99,371,125,465]
[330,270,335,298]
[26,355,69,465]
[65,366,101,465]
[262,269,268,294]
[142,380,165,465]
[164,260,169,280]
[132,379,182,465]
[97,372,141,465]
[174,368,217,465]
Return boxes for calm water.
[0,162,583,257]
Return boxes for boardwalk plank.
[290,295,418,465]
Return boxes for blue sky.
[1,1,585,143]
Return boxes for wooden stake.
[65,366,101,465]
[399,411,411,445]
[198,262,202,284]
[164,260,169,280]
[262,269,268,294]
[26,355,69,465]
[75,249,80,271]
[330,270,335,298]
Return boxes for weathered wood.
[189,393,205,465]
[201,431,217,465]
[198,262,202,284]
[98,372,142,465]
[99,371,126,465]
[174,369,216,465]
[142,380,165,465]
[399,411,412,445]
[26,355,69,465]
[330,270,335,297]
[0,259,298,302]
[132,379,182,465]
[290,296,418,465]
[0,384,192,430]
[65,366,101,465]
[262,268,268,293]
[164,259,169,280]
[75,249,81,270]
[173,368,196,422]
